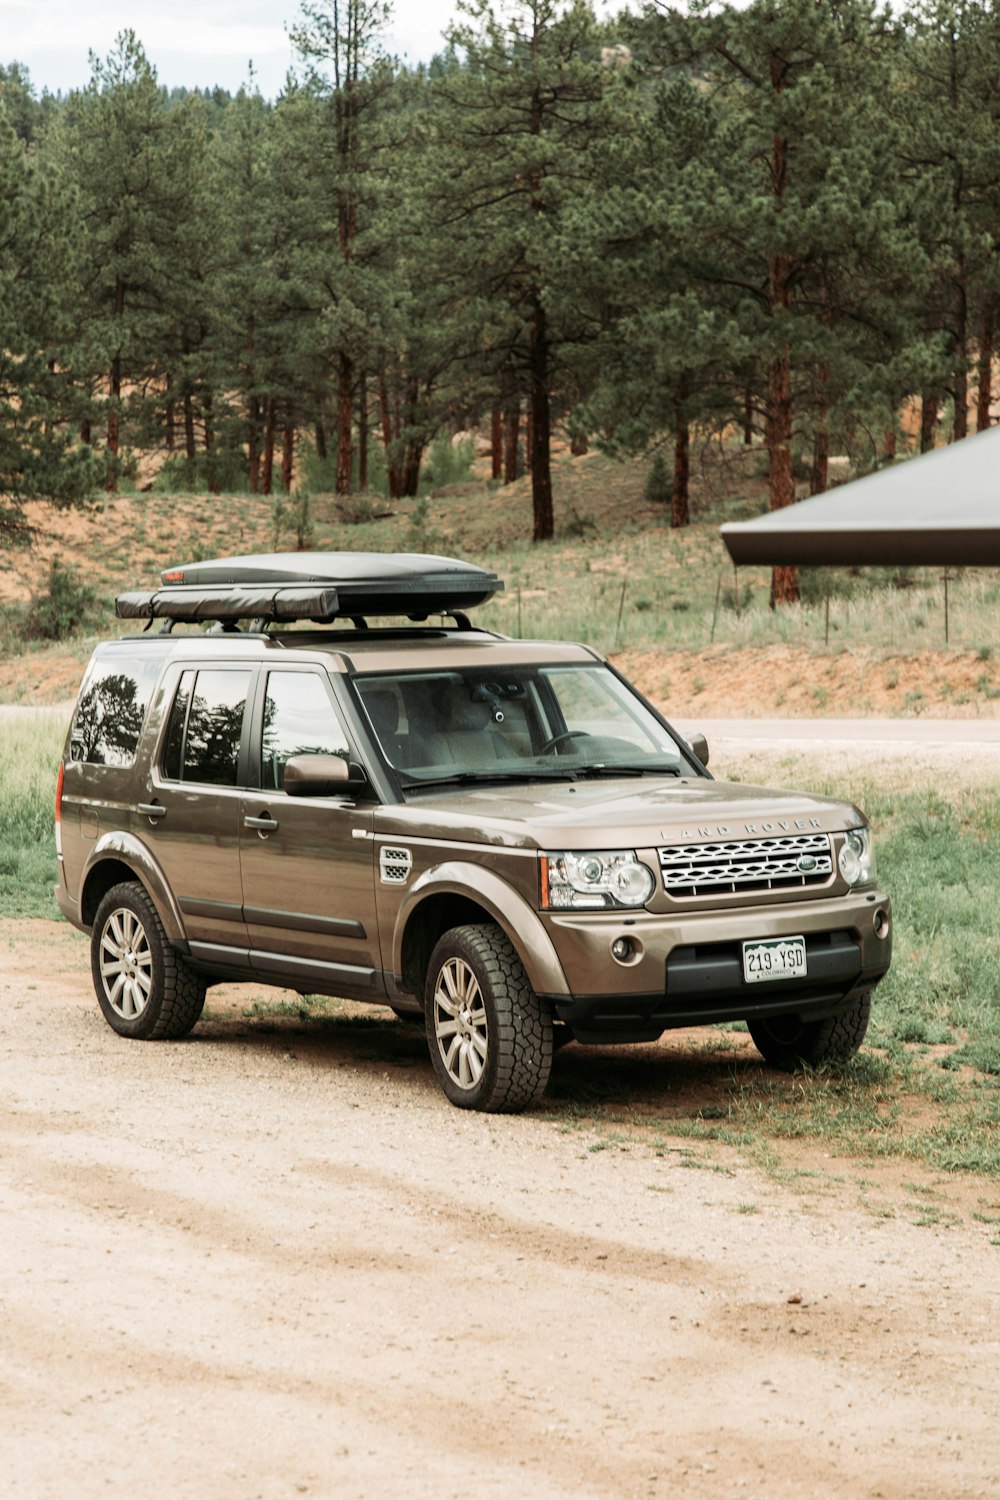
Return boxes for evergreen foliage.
[2,0,1000,571]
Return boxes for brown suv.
[56,551,891,1112]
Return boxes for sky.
[1,0,631,99]
[1,0,469,97]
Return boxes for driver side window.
[261,672,351,791]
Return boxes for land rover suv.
[56,551,891,1112]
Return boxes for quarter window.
[70,654,162,767]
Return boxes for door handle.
[137,803,167,820]
[244,814,279,833]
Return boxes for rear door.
[239,666,381,998]
[143,663,254,958]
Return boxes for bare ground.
[1,916,998,1500]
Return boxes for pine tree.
[53,32,205,490]
[289,0,399,495]
[430,0,624,541]
[638,0,923,603]
[897,1,1000,445]
[0,106,98,539]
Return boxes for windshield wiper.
[399,768,578,791]
[568,763,682,779]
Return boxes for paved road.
[673,716,1000,745]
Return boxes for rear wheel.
[747,990,872,1069]
[91,882,206,1040]
[425,924,552,1112]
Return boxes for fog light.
[611,937,633,962]
[874,908,890,940]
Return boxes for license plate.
[742,936,807,985]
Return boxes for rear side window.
[70,653,163,767]
[162,668,252,786]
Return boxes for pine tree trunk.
[107,350,121,493]
[281,424,295,493]
[204,392,219,494]
[503,403,520,485]
[920,392,938,453]
[248,395,261,494]
[528,295,554,542]
[766,268,799,606]
[261,398,276,496]
[315,419,328,461]
[671,379,689,529]
[491,409,503,479]
[378,367,403,500]
[336,353,353,495]
[525,405,535,481]
[810,426,829,495]
[183,392,196,464]
[358,369,368,492]
[883,428,897,463]
[165,373,175,452]
[403,439,423,497]
[766,101,798,605]
[953,271,968,442]
[570,431,589,456]
[106,275,125,492]
[743,385,754,446]
[977,296,994,431]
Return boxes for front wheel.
[425,924,553,1112]
[747,990,872,1069]
[91,882,206,1040]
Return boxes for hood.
[376,774,864,849]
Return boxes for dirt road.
[1,916,997,1500]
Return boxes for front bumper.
[539,889,891,1044]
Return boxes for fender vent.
[380,846,412,885]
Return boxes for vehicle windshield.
[353,663,687,785]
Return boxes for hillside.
[3,448,1000,718]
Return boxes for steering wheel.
[540,729,591,755]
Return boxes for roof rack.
[115,551,504,628]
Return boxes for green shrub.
[23,561,100,642]
[643,452,669,506]
[419,436,475,494]
[152,448,248,494]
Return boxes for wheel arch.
[394,863,569,1003]
[80,834,186,943]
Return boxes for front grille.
[659,833,833,898]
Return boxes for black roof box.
[116,551,504,624]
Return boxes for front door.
[239,667,381,998]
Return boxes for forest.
[2,0,999,605]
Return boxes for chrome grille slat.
[659,833,833,898]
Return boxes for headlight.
[838,827,875,886]
[541,851,655,910]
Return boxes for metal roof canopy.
[115,551,505,624]
[720,426,1000,568]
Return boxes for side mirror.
[284,754,368,797]
[686,732,710,768]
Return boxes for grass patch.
[0,709,65,918]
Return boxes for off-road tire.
[91,882,207,1041]
[748,989,872,1070]
[425,923,553,1113]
